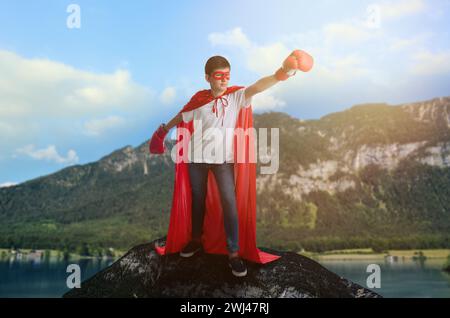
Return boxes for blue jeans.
[188,162,239,253]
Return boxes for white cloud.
[207,3,433,99]
[323,22,372,44]
[0,50,157,162]
[0,50,153,121]
[0,182,17,188]
[209,29,293,76]
[160,86,177,104]
[208,27,377,97]
[208,19,445,103]
[246,42,291,75]
[208,27,251,48]
[252,91,286,111]
[14,144,79,165]
[208,26,378,85]
[319,54,372,81]
[411,50,450,76]
[388,33,431,51]
[83,116,126,136]
[379,0,426,20]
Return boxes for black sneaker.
[180,240,202,258]
[229,257,247,277]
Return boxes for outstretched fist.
[275,49,314,81]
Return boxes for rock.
[63,238,382,298]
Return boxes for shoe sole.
[180,248,200,258]
[231,269,247,277]
[229,264,247,277]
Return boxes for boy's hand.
[275,49,314,81]
[149,124,169,154]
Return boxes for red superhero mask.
[211,71,230,80]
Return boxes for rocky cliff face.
[402,97,450,128]
[63,238,381,298]
[257,97,450,201]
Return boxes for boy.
[150,50,313,277]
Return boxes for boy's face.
[206,67,230,91]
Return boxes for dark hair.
[205,56,230,75]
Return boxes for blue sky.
[1,0,449,186]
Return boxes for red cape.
[155,86,280,264]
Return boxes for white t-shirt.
[181,87,252,163]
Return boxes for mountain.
[63,237,381,298]
[0,144,175,251]
[1,96,449,252]
[254,97,450,251]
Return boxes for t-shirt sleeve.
[235,87,253,109]
[181,110,194,123]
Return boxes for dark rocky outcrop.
[63,238,381,298]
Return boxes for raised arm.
[163,112,183,132]
[245,75,279,100]
[245,49,314,100]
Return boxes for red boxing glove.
[275,49,314,81]
[292,50,314,72]
[149,124,169,154]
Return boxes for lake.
[0,256,115,298]
[1,255,449,297]
[318,258,450,298]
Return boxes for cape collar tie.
[211,95,229,126]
